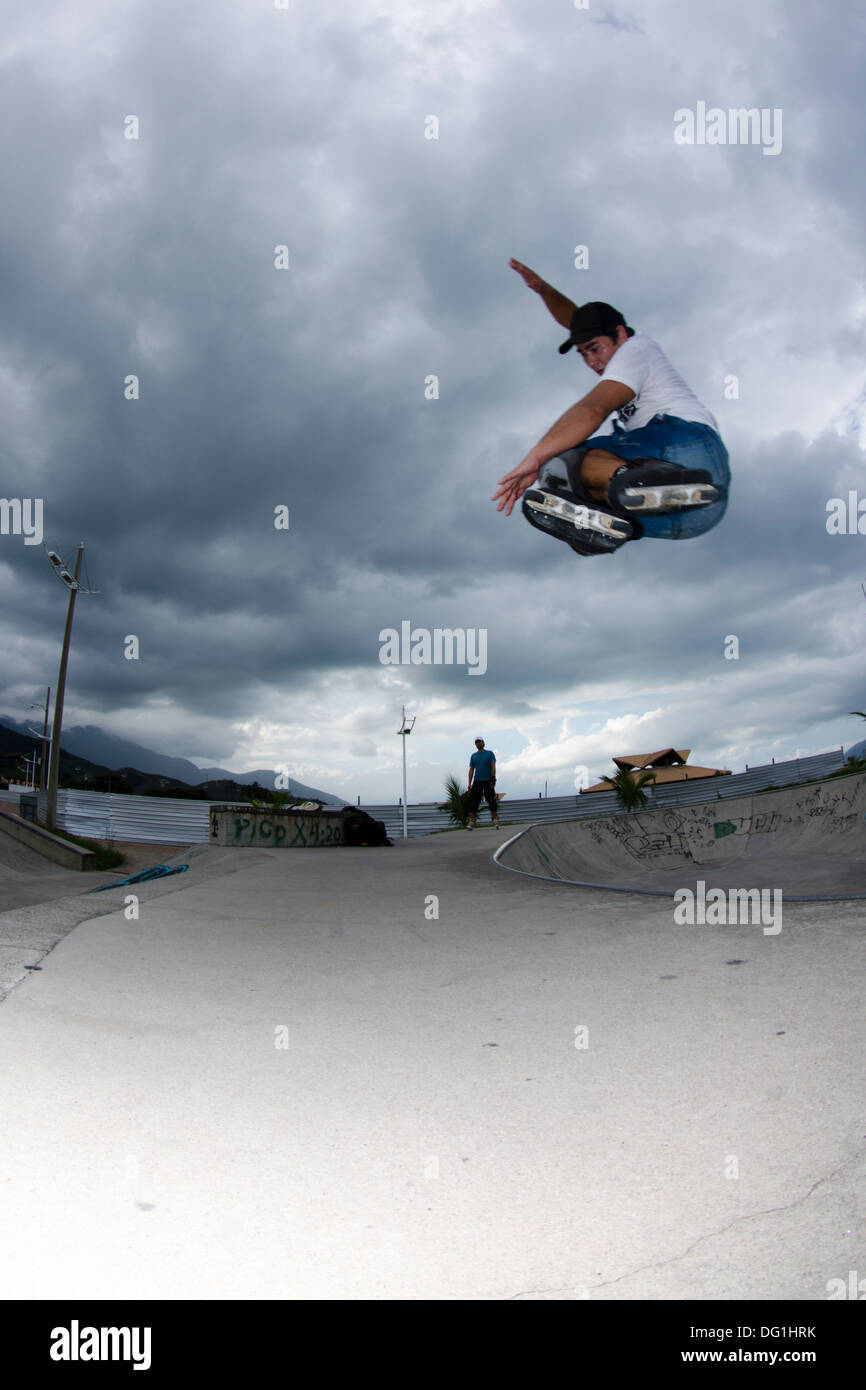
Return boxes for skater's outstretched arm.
[535,380,634,456]
[509,258,577,329]
[492,379,635,515]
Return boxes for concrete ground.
[0,827,192,1000]
[0,830,862,1301]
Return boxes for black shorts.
[468,780,497,814]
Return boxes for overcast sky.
[1,0,864,804]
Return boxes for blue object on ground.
[89,865,188,893]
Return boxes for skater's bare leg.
[579,448,628,500]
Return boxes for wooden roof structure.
[582,747,731,793]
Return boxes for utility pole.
[29,690,51,790]
[19,752,39,788]
[45,544,87,830]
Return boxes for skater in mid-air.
[492,259,730,555]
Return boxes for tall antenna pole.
[41,686,51,790]
[401,706,408,840]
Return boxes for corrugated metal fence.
[0,748,848,843]
[33,790,248,845]
[361,748,848,839]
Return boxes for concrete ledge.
[208,804,344,848]
[0,810,97,870]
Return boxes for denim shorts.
[582,414,731,540]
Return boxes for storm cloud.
[1,0,864,803]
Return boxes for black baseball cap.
[558,302,632,353]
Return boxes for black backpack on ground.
[341,808,393,846]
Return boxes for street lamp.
[44,543,98,830]
[397,706,415,840]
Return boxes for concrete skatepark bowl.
[0,778,863,1301]
[494,773,866,901]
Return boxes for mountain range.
[0,715,347,806]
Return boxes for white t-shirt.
[599,333,718,433]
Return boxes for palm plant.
[438,774,472,828]
[246,789,298,810]
[601,765,656,812]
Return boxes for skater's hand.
[509,258,547,294]
[493,451,543,516]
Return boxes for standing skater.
[467,738,499,830]
[493,259,730,555]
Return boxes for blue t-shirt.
[470,749,495,780]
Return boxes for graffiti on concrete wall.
[590,809,700,863]
[581,776,866,865]
[210,812,343,847]
[714,811,779,839]
[799,782,862,824]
